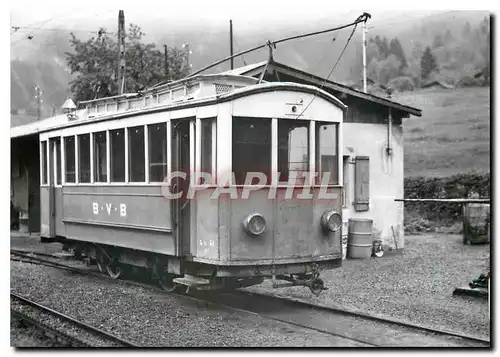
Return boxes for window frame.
[93,130,108,183]
[197,117,216,184]
[147,122,169,183]
[315,121,340,186]
[231,116,273,185]
[78,133,91,184]
[128,125,146,183]
[64,135,76,183]
[40,140,48,185]
[109,128,126,183]
[277,119,310,185]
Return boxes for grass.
[393,87,490,178]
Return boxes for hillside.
[396,87,490,178]
[10,10,490,117]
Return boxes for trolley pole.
[117,10,126,95]
[230,19,234,70]
[362,19,367,93]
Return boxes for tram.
[36,74,345,295]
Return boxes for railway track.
[11,249,491,347]
[217,290,490,347]
[11,292,140,347]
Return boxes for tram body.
[37,75,345,294]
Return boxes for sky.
[9,1,450,35]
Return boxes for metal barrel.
[463,203,490,245]
[347,218,373,259]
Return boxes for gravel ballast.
[10,261,363,347]
[247,234,490,339]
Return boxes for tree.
[432,34,444,49]
[444,29,454,44]
[366,41,381,63]
[462,21,472,38]
[378,54,401,85]
[388,38,407,71]
[420,46,438,80]
[65,24,188,102]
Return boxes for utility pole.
[117,10,126,95]
[183,43,191,73]
[34,85,42,120]
[230,19,234,70]
[164,45,169,79]
[362,19,368,93]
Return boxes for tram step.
[173,275,210,288]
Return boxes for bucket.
[347,218,373,259]
[341,220,348,260]
[463,203,490,245]
[19,212,29,234]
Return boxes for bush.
[388,76,415,92]
[404,172,490,231]
[456,76,483,88]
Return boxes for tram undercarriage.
[60,239,337,295]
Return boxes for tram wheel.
[309,278,325,296]
[158,274,178,292]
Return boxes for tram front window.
[278,120,309,184]
[232,118,271,185]
[315,122,339,185]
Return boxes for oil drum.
[347,218,373,259]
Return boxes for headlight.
[321,210,342,232]
[242,213,266,236]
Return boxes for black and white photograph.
[7,1,492,349]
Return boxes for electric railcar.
[37,74,346,295]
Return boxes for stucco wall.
[342,122,405,250]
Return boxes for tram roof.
[220,59,422,117]
[10,81,345,139]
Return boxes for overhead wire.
[11,26,116,35]
[184,13,369,80]
[232,36,247,66]
[296,16,363,119]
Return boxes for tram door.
[41,138,57,238]
[171,119,192,256]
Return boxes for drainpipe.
[386,87,393,156]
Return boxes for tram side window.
[129,126,145,182]
[78,134,91,183]
[94,131,107,182]
[148,123,167,182]
[55,138,62,185]
[64,136,76,183]
[110,129,125,182]
[41,141,47,185]
[232,117,271,185]
[201,119,215,183]
[278,120,309,183]
[315,122,338,185]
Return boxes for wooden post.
[117,10,126,95]
[230,20,234,70]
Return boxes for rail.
[395,198,490,203]
[11,251,490,347]
[11,292,140,347]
